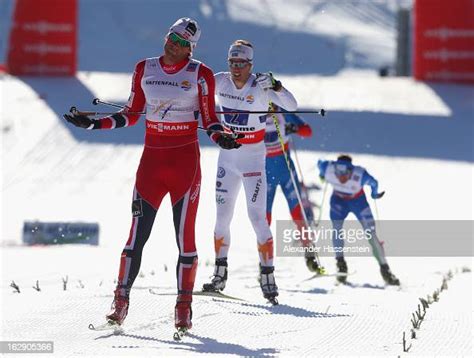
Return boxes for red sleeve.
[94,60,146,129]
[197,63,221,130]
[297,124,312,137]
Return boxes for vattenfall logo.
[246,95,254,104]
[181,80,192,91]
[146,80,179,86]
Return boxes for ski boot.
[380,264,400,286]
[175,295,193,330]
[106,289,129,325]
[336,257,348,284]
[202,258,228,292]
[305,254,323,274]
[259,265,279,305]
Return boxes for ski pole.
[70,106,144,116]
[289,137,316,215]
[373,198,380,222]
[268,102,323,270]
[69,107,236,138]
[92,98,124,109]
[92,98,326,116]
[315,181,328,227]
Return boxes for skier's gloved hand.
[63,113,94,129]
[285,123,299,135]
[215,133,244,150]
[255,72,282,91]
[372,191,385,199]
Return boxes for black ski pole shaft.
[217,109,326,116]
[92,98,326,116]
[69,106,144,116]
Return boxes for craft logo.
[252,179,262,202]
[246,95,254,104]
[181,80,192,91]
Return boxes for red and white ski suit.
[91,56,220,299]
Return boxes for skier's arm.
[285,113,312,137]
[362,170,384,199]
[197,64,221,134]
[199,66,241,149]
[267,86,297,111]
[64,61,146,130]
[317,160,329,180]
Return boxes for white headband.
[228,44,254,62]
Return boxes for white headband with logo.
[228,44,254,63]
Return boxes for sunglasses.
[335,164,351,177]
[168,32,191,48]
[228,60,250,68]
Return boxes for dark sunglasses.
[168,32,190,48]
[228,60,250,68]
[335,165,352,176]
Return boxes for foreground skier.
[64,18,240,334]
[202,40,298,304]
[318,155,400,285]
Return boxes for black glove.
[285,123,299,135]
[63,113,93,129]
[216,133,243,150]
[372,191,385,199]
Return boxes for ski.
[303,271,356,282]
[88,321,123,333]
[149,288,246,302]
[173,327,188,341]
[194,290,246,301]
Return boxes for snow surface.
[1,0,473,356]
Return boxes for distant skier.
[63,18,240,332]
[318,155,400,285]
[265,103,321,273]
[202,40,298,303]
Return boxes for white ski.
[88,322,123,333]
[303,270,356,282]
